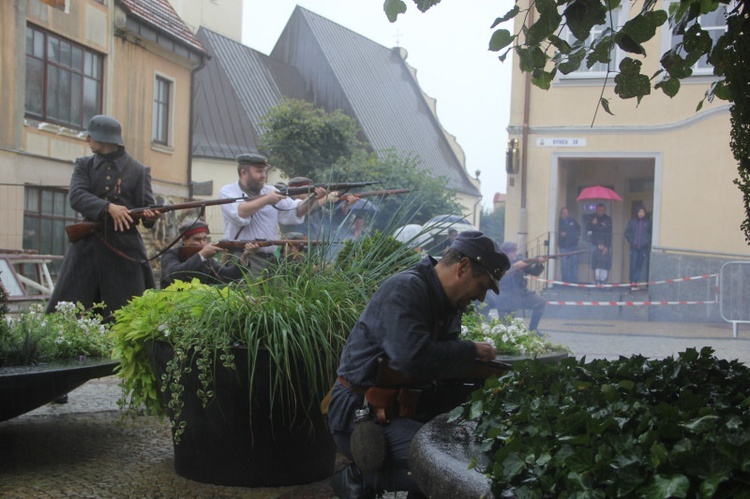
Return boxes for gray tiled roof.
[192,28,309,159]
[272,6,479,196]
[116,0,205,55]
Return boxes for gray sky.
[242,0,513,209]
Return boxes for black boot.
[330,463,375,499]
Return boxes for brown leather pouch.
[364,387,398,423]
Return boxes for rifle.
[375,356,511,388]
[64,196,246,243]
[340,188,411,199]
[522,248,589,263]
[177,239,330,261]
[276,181,380,197]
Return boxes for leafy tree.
[257,99,366,180]
[480,204,505,244]
[384,0,750,241]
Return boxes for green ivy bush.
[451,347,750,497]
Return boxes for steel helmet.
[86,115,124,145]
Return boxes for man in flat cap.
[327,230,510,498]
[160,220,259,288]
[219,154,327,275]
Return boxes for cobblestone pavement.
[2,318,749,497]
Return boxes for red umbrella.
[576,185,622,201]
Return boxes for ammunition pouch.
[364,386,422,424]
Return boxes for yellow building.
[505,0,749,322]
[0,0,205,258]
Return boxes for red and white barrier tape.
[546,299,718,306]
[530,273,718,289]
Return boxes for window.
[25,25,103,129]
[560,8,624,78]
[23,187,78,267]
[667,2,730,75]
[153,76,172,145]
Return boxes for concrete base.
[409,413,492,498]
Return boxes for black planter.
[0,357,118,422]
[148,341,337,487]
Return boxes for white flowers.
[462,311,552,356]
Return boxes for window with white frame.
[665,1,730,75]
[25,25,103,129]
[560,7,624,78]
[152,75,172,145]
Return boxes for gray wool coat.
[46,149,156,320]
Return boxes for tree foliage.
[480,204,506,244]
[257,99,366,180]
[385,0,750,241]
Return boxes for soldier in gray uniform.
[328,231,510,498]
[46,115,159,321]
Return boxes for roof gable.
[271,6,478,196]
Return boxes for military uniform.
[329,256,477,494]
[46,148,155,319]
[160,247,244,288]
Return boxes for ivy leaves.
[452,347,750,497]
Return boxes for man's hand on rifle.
[239,242,260,265]
[108,204,159,231]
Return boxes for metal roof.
[271,6,479,196]
[116,0,206,56]
[192,28,309,160]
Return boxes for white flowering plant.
[0,301,113,367]
[461,308,567,357]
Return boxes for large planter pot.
[0,357,118,422]
[147,340,337,487]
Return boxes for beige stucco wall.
[506,0,748,266]
[167,0,243,41]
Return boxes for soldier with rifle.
[219,154,329,275]
[327,231,510,498]
[46,115,161,322]
[160,221,259,289]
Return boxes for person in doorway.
[46,115,159,321]
[557,207,581,283]
[591,242,612,288]
[219,154,326,275]
[327,231,510,498]
[587,203,613,248]
[624,206,652,291]
[159,220,259,288]
[484,241,547,335]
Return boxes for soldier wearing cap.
[46,115,160,321]
[327,231,510,497]
[160,220,259,288]
[218,154,327,275]
[483,241,547,334]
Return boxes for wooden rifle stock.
[177,239,329,262]
[375,356,511,388]
[64,196,246,242]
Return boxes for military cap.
[450,231,511,294]
[236,153,269,167]
[179,220,210,239]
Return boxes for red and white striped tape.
[530,273,718,289]
[546,299,718,306]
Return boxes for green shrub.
[451,347,750,497]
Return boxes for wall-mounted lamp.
[506,138,520,174]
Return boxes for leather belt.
[337,376,367,395]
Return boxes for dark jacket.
[624,217,652,250]
[587,213,613,247]
[46,149,155,319]
[160,248,245,288]
[558,216,581,250]
[328,256,476,433]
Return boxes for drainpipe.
[518,2,535,252]
[188,54,208,199]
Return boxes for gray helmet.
[86,115,124,145]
